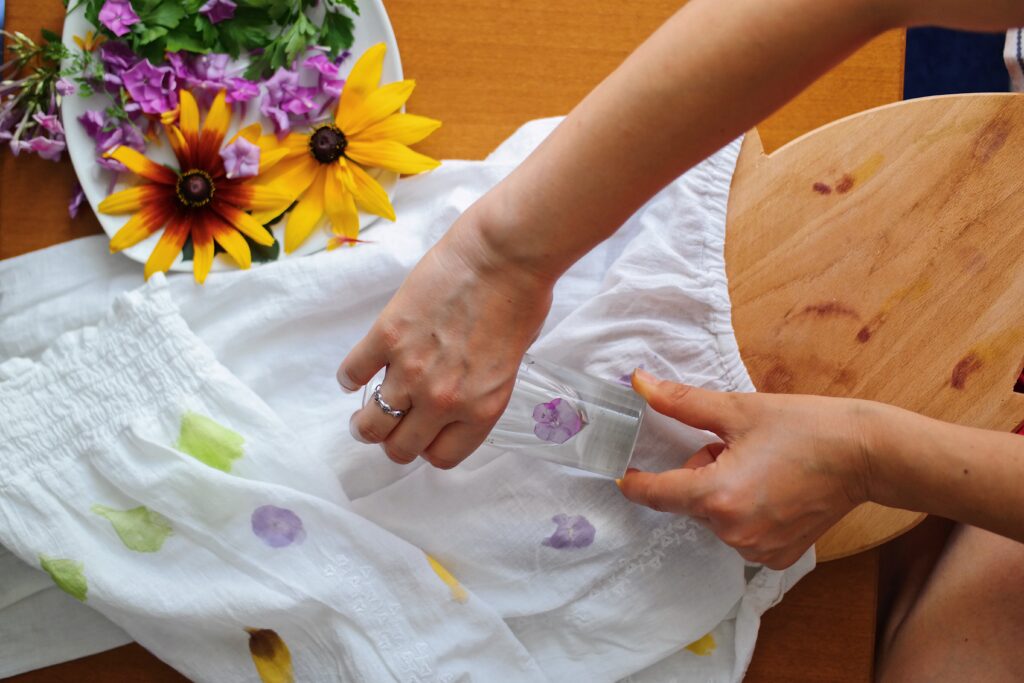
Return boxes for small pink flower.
[220,136,261,179]
[532,398,584,444]
[98,0,141,38]
[121,59,178,115]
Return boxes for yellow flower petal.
[192,224,215,285]
[285,167,328,253]
[245,628,294,683]
[346,162,396,221]
[211,220,253,270]
[255,155,319,192]
[98,185,162,214]
[211,202,275,246]
[108,202,175,252]
[258,148,291,174]
[199,90,230,166]
[325,164,360,238]
[105,147,178,185]
[165,124,188,168]
[339,80,415,135]
[345,139,440,175]
[217,183,293,212]
[178,90,200,152]
[144,217,190,279]
[685,632,717,656]
[336,43,387,126]
[426,553,468,604]
[359,113,442,146]
[231,123,262,145]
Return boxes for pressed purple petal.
[251,505,306,548]
[98,0,141,37]
[199,0,237,24]
[220,136,261,179]
[68,182,86,219]
[532,398,584,444]
[542,514,596,549]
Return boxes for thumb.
[617,466,712,517]
[632,369,738,436]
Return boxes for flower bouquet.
[1,0,440,282]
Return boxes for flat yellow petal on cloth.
[104,147,178,185]
[426,554,468,604]
[359,113,442,146]
[339,80,415,135]
[345,139,440,175]
[285,167,327,253]
[144,215,191,279]
[97,184,164,214]
[325,164,360,238]
[245,628,294,683]
[108,200,176,252]
[178,89,201,152]
[210,216,252,270]
[211,202,275,246]
[336,42,386,126]
[346,161,396,221]
[191,220,215,284]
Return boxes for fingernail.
[348,414,369,443]
[337,369,359,393]
[633,368,656,384]
[614,478,623,489]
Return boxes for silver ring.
[372,384,407,419]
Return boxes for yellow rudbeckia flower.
[254,43,441,253]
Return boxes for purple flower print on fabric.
[252,505,306,548]
[532,397,584,444]
[542,514,596,549]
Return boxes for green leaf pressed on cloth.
[92,505,173,552]
[39,555,88,602]
[176,412,245,472]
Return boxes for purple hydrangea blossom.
[77,110,146,172]
[542,514,596,549]
[98,0,141,38]
[260,66,319,135]
[68,182,86,219]
[121,59,178,115]
[199,0,237,24]
[166,52,260,106]
[251,505,306,548]
[98,41,141,90]
[220,136,261,179]
[532,398,584,444]
[56,78,78,97]
[303,51,349,99]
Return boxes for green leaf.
[328,0,359,15]
[320,10,355,55]
[40,28,62,43]
[92,505,174,553]
[39,556,88,602]
[176,412,245,473]
[142,1,187,29]
[165,28,212,54]
[248,234,281,263]
[135,25,169,46]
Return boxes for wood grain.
[728,96,1024,561]
[1,1,906,681]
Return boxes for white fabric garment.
[0,118,814,681]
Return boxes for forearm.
[864,403,1024,542]
[465,0,894,280]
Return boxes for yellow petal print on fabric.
[176,412,245,473]
[426,553,468,604]
[685,632,717,656]
[92,505,173,553]
[245,628,294,683]
[39,555,88,602]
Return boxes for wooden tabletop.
[1,0,905,680]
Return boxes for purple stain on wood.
[835,175,855,194]
[951,354,983,390]
[856,327,872,343]
[973,117,1011,163]
[760,363,794,393]
[812,182,832,195]
[793,302,860,320]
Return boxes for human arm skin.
[618,370,1024,569]
[339,0,1024,468]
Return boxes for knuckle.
[401,361,426,387]
[426,386,462,414]
[357,420,389,444]
[383,442,417,463]
[378,323,402,352]
[424,452,460,470]
[463,396,503,424]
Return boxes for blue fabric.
[904,28,1008,98]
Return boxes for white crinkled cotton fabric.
[0,118,813,682]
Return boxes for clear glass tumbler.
[362,354,646,478]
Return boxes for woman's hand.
[338,206,555,469]
[619,370,877,569]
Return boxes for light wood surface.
[1,1,907,681]
[728,95,1024,560]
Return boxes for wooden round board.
[726,93,1024,561]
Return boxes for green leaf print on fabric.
[92,505,173,553]
[39,555,88,602]
[176,412,245,472]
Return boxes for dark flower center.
[176,170,215,208]
[309,124,347,164]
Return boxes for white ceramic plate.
[61,1,402,271]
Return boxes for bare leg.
[877,524,1024,682]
